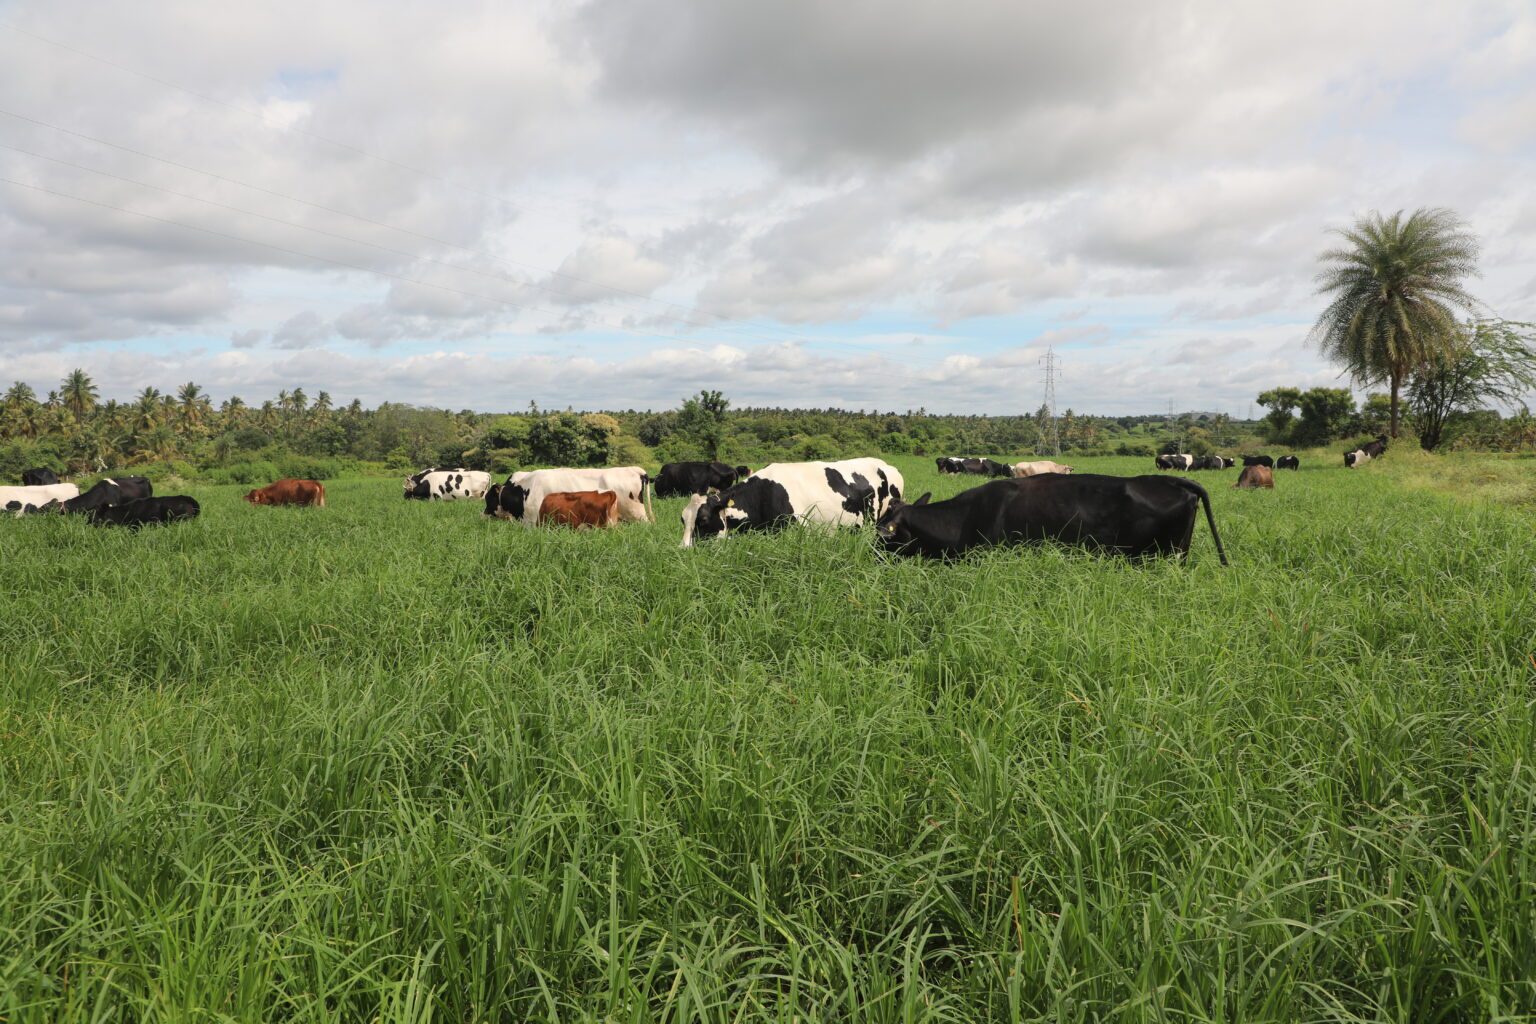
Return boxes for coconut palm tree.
[60,369,99,420]
[1313,208,1481,438]
[176,382,211,433]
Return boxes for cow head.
[874,493,929,553]
[242,489,265,505]
[679,493,747,548]
[483,484,502,517]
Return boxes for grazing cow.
[20,468,59,486]
[1232,465,1274,489]
[1344,436,1388,469]
[1012,460,1075,477]
[244,478,326,507]
[538,490,619,529]
[655,461,737,498]
[680,458,904,548]
[1276,455,1300,470]
[53,477,153,515]
[403,468,492,500]
[1,483,80,515]
[86,496,199,528]
[1155,454,1197,471]
[1193,455,1232,471]
[1241,455,1274,468]
[876,475,1228,564]
[486,466,651,524]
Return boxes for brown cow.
[538,489,618,529]
[243,478,326,506]
[1232,465,1274,490]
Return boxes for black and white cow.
[1155,454,1197,471]
[403,468,492,500]
[936,457,1011,477]
[486,466,651,524]
[680,458,903,548]
[1,482,80,515]
[876,474,1228,564]
[1344,436,1388,469]
[1240,454,1274,468]
[20,468,59,486]
[654,461,738,498]
[86,496,199,528]
[1276,455,1300,470]
[51,476,153,515]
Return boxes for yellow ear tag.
[727,499,735,506]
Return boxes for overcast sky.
[2,0,1533,415]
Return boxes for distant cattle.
[244,478,326,507]
[1,482,80,515]
[680,458,903,548]
[486,467,651,524]
[1240,455,1274,468]
[53,477,152,515]
[86,496,199,528]
[937,457,1010,476]
[655,461,737,498]
[1190,456,1228,471]
[1155,454,1196,471]
[403,468,492,500]
[1233,465,1274,489]
[876,474,1228,564]
[1012,460,1075,477]
[20,468,59,486]
[1276,455,1300,470]
[538,490,619,529]
[1344,436,1388,469]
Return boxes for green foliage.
[1257,387,1303,439]
[1408,319,1536,451]
[675,389,730,460]
[1293,387,1357,445]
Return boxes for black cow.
[655,461,738,498]
[86,496,199,528]
[1344,436,1388,469]
[21,467,59,486]
[1276,455,1300,470]
[937,457,1011,476]
[1193,455,1228,470]
[875,475,1228,565]
[57,476,153,514]
[1240,455,1274,468]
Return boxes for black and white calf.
[680,458,903,548]
[1155,454,1197,471]
[1276,455,1300,470]
[1344,436,1388,468]
[52,476,152,514]
[876,474,1228,564]
[654,461,738,497]
[403,468,492,500]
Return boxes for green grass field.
[2,455,1533,1022]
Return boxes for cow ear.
[914,492,931,506]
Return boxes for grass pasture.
[2,456,1534,1022]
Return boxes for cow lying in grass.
[876,475,1228,564]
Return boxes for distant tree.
[1291,387,1357,445]
[60,369,99,419]
[1408,319,1536,450]
[1313,207,1480,438]
[1256,388,1302,441]
[676,390,729,460]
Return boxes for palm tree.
[220,396,247,429]
[1313,208,1481,438]
[133,388,162,432]
[60,369,99,420]
[177,382,210,432]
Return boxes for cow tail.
[318,482,326,508]
[1171,477,1229,566]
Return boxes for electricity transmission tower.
[1038,346,1061,456]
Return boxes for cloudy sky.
[2,0,1534,415]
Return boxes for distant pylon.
[1039,346,1061,457]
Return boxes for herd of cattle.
[3,437,1386,561]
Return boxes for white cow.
[493,467,652,524]
[680,458,904,548]
[403,468,492,500]
[1011,460,1075,477]
[1,483,80,515]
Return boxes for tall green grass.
[1,456,1532,1021]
